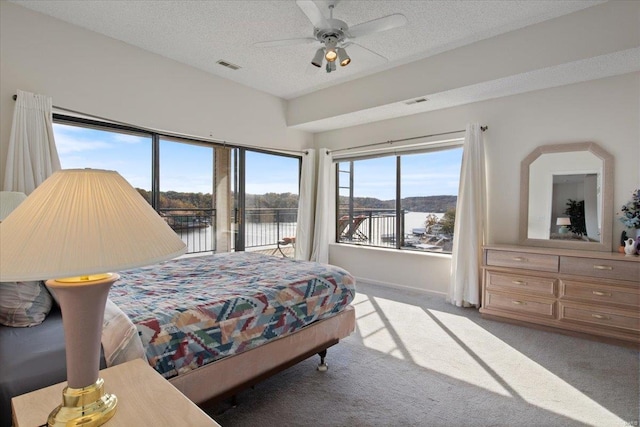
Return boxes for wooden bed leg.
[317,349,328,372]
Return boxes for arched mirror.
[519,142,613,252]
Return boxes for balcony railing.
[338,209,400,248]
[337,208,452,253]
[244,208,297,249]
[160,206,450,256]
[159,208,216,254]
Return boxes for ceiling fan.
[254,0,407,73]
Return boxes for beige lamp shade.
[0,191,27,221]
[556,217,571,226]
[0,169,186,281]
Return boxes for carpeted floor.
[206,282,640,427]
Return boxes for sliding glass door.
[159,137,215,254]
[232,149,300,254]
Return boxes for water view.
[174,211,451,254]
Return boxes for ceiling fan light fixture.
[324,37,338,62]
[325,47,337,62]
[326,61,336,73]
[337,47,350,66]
[311,48,324,68]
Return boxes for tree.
[439,208,456,235]
[424,213,439,231]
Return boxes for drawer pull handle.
[592,291,612,297]
[593,265,613,271]
[591,314,610,320]
[512,257,526,262]
[512,300,526,305]
[512,280,527,286]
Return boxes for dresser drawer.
[560,256,640,282]
[559,302,640,332]
[484,291,556,319]
[560,280,640,308]
[486,270,556,296]
[486,250,558,273]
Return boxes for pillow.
[0,281,53,327]
[45,283,60,306]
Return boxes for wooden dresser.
[481,245,640,346]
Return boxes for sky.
[343,148,463,200]
[53,123,462,199]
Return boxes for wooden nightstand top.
[12,358,220,427]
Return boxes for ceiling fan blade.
[348,14,407,39]
[342,42,388,63]
[296,0,329,28]
[254,37,317,48]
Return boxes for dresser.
[481,245,640,346]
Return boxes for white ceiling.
[11,0,638,133]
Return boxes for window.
[53,116,301,256]
[159,137,215,254]
[336,144,463,253]
[54,122,152,201]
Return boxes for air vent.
[404,97,428,105]
[216,60,241,70]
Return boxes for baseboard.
[354,276,447,298]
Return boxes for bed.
[0,252,356,426]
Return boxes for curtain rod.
[328,126,487,155]
[12,94,307,155]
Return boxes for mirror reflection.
[521,142,613,252]
[527,151,602,242]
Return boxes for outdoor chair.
[337,215,368,241]
[275,236,295,257]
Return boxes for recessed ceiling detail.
[216,60,241,70]
[10,0,605,99]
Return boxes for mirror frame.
[519,142,613,252]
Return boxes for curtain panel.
[295,149,316,261]
[310,149,333,264]
[448,123,487,307]
[3,90,61,194]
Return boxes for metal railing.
[159,208,216,254]
[337,208,400,248]
[337,208,452,253]
[244,208,297,249]
[160,206,451,255]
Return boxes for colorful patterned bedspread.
[109,252,356,379]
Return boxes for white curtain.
[295,149,316,261]
[448,123,487,307]
[310,149,333,264]
[4,90,61,194]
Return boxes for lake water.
[178,212,444,253]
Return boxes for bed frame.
[170,305,356,406]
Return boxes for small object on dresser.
[619,231,628,253]
[623,238,637,256]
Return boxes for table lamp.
[0,169,186,427]
[556,217,571,234]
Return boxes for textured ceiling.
[11,0,604,100]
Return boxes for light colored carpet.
[206,282,639,427]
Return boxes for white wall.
[318,73,640,293]
[0,2,312,190]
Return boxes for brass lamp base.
[47,377,117,427]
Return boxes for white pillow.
[0,281,53,327]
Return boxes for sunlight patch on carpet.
[353,291,627,426]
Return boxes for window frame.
[335,142,464,253]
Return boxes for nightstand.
[11,358,220,427]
